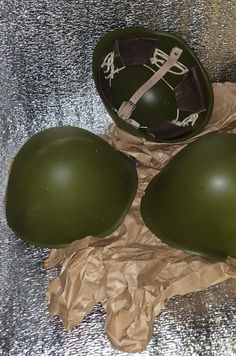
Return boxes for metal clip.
[117,100,136,120]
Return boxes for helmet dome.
[6,126,138,247]
[93,27,213,143]
[141,133,236,260]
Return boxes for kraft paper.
[44,83,236,352]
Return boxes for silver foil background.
[0,0,236,355]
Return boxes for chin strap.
[117,47,183,125]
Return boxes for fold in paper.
[44,83,236,352]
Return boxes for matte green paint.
[141,133,236,260]
[93,27,214,143]
[6,126,138,248]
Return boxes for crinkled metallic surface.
[0,0,236,354]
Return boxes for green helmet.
[141,133,236,260]
[93,27,213,143]
[6,126,138,248]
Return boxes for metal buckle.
[117,100,136,120]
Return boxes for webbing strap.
[117,47,183,123]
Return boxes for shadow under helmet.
[93,27,214,143]
[141,133,236,260]
[6,126,138,248]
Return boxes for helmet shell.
[141,133,236,260]
[6,126,138,248]
[93,27,213,143]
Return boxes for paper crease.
[44,82,236,352]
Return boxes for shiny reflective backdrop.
[0,0,236,354]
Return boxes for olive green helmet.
[93,27,214,143]
[6,126,138,248]
[141,133,236,260]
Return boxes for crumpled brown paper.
[44,82,236,353]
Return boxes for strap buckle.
[117,100,136,120]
